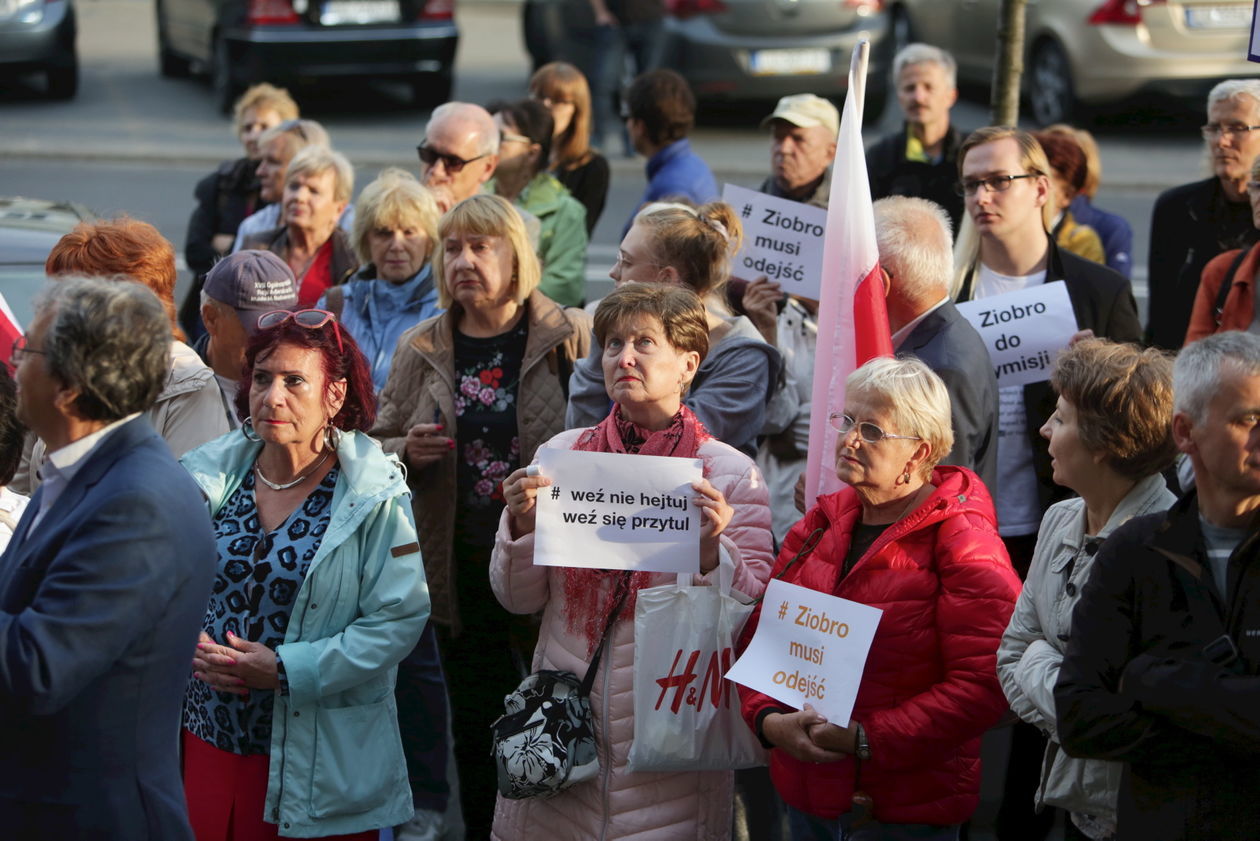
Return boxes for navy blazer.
[902,301,999,495]
[0,416,216,840]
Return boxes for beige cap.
[760,93,840,138]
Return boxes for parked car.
[890,0,1260,125]
[0,0,78,100]
[0,197,93,329]
[156,0,459,112]
[523,0,890,120]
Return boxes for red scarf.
[562,404,711,653]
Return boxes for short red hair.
[45,217,183,341]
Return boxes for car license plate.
[1184,4,1250,29]
[320,0,399,24]
[749,49,831,76]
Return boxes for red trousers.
[182,729,378,841]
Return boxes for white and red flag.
[0,293,23,376]
[802,40,894,509]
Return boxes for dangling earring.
[241,417,261,442]
[900,468,912,485]
[324,422,340,452]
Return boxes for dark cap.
[203,251,299,332]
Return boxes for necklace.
[255,449,332,491]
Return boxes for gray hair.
[428,102,501,157]
[285,145,355,203]
[36,277,170,422]
[893,43,957,90]
[874,196,954,302]
[257,118,330,155]
[1174,331,1260,423]
[846,355,954,478]
[1207,79,1260,119]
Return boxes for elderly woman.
[319,168,444,392]
[998,339,1176,841]
[372,193,591,840]
[488,98,589,307]
[181,309,429,841]
[568,200,781,457]
[529,61,610,234]
[1187,153,1260,343]
[244,145,357,308]
[494,282,774,840]
[739,356,1020,840]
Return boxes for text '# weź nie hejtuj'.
[560,489,690,532]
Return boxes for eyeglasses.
[500,131,534,146]
[957,173,1038,196]
[256,309,344,353]
[10,335,44,366]
[416,144,490,174]
[828,413,922,443]
[1201,123,1260,139]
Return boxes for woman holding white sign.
[494,283,774,840]
[738,356,1020,840]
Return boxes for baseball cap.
[203,251,299,332]
[760,94,840,138]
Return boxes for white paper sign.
[954,281,1077,388]
[725,578,882,726]
[533,448,703,574]
[722,182,827,302]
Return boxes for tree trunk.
[991,0,1027,126]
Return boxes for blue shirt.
[625,138,719,234]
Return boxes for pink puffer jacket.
[489,428,774,841]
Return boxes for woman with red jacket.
[738,356,1021,839]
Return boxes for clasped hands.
[762,704,860,764]
[192,631,280,695]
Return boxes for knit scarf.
[562,404,711,652]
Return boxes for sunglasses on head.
[416,144,490,174]
[257,309,344,353]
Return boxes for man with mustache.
[1148,79,1260,350]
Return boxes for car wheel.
[211,34,238,115]
[412,71,454,110]
[157,2,192,78]
[1028,39,1075,126]
[46,56,78,100]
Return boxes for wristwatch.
[854,722,871,760]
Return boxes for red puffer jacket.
[738,466,1020,825]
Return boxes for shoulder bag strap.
[579,572,631,694]
[1214,245,1251,328]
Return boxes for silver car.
[891,0,1260,125]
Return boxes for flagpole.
[850,39,869,121]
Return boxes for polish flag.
[802,40,894,509]
[0,294,23,376]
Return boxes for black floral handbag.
[490,578,628,800]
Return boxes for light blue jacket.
[181,429,429,838]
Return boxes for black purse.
[490,577,629,800]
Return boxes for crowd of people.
[0,40,1258,841]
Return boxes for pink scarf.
[562,404,711,652]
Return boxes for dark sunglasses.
[416,144,490,174]
[257,309,344,353]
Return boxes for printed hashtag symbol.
[777,600,789,620]
[742,203,752,218]
[550,486,561,500]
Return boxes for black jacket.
[866,123,965,233]
[185,157,263,278]
[958,237,1142,516]
[1055,491,1260,840]
[1146,176,1257,350]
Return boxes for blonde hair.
[529,62,595,171]
[233,83,299,135]
[846,355,954,479]
[632,201,744,299]
[285,145,354,204]
[351,168,440,266]
[434,194,541,309]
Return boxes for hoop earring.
[241,417,261,442]
[324,422,340,452]
[900,469,912,485]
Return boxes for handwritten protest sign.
[725,578,881,725]
[954,280,1076,388]
[722,183,826,302]
[533,448,703,574]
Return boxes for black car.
[0,0,78,100]
[157,0,459,112]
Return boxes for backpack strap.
[1214,244,1252,329]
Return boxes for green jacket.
[181,429,429,838]
[490,172,589,307]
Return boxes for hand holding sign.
[503,464,552,538]
[692,477,734,574]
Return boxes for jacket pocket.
[308,699,405,818]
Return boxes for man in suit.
[0,277,216,840]
[875,195,998,492]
